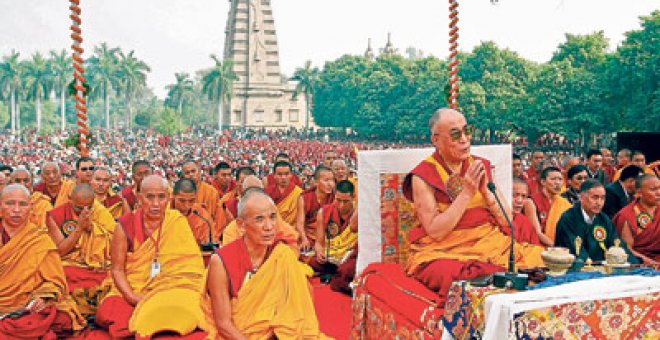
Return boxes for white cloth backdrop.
[356,145,512,275]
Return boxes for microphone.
[193,210,218,252]
[488,182,528,290]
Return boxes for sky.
[0,0,657,98]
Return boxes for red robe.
[266,173,303,188]
[301,188,334,241]
[612,201,660,262]
[530,192,551,230]
[120,185,138,211]
[210,179,236,197]
[502,213,541,245]
[216,238,254,298]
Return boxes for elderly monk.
[182,161,219,220]
[507,178,541,245]
[91,167,129,220]
[265,161,304,228]
[222,176,298,250]
[613,175,660,265]
[297,166,335,251]
[211,161,236,198]
[46,184,116,316]
[524,166,572,246]
[202,190,327,339]
[555,179,638,264]
[96,175,206,338]
[403,108,543,298]
[313,180,358,291]
[34,161,75,207]
[332,159,358,191]
[262,153,303,188]
[120,160,152,211]
[0,184,83,338]
[172,178,214,246]
[9,168,53,227]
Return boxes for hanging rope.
[448,0,460,109]
[70,0,89,157]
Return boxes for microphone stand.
[194,210,218,252]
[488,182,528,290]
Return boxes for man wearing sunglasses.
[402,108,544,296]
[75,157,96,185]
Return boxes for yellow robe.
[201,243,328,339]
[544,196,572,243]
[328,226,358,263]
[103,209,206,337]
[54,180,75,208]
[60,201,116,270]
[221,214,299,250]
[197,181,220,220]
[405,155,545,275]
[276,186,304,226]
[0,223,84,330]
[30,191,53,228]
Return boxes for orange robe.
[301,188,334,244]
[34,180,75,208]
[0,223,84,337]
[201,240,328,339]
[222,214,299,253]
[186,203,214,245]
[96,209,205,338]
[612,200,660,262]
[530,192,572,243]
[197,181,219,220]
[101,194,125,220]
[265,182,303,226]
[402,152,544,275]
[30,191,53,228]
[48,200,116,316]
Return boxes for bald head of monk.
[70,183,95,216]
[428,108,472,164]
[636,174,660,208]
[139,175,170,221]
[241,175,263,194]
[1,184,32,230]
[41,162,62,188]
[181,161,201,185]
[173,178,197,216]
[236,189,277,248]
[9,168,33,192]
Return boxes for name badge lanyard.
[148,224,163,277]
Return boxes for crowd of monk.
[1,108,659,338]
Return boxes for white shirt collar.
[581,207,595,225]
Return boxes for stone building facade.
[223,0,311,129]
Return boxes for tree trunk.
[217,92,223,132]
[10,89,15,134]
[36,95,42,132]
[16,96,21,132]
[60,85,66,133]
[126,97,132,130]
[304,93,310,131]
[104,87,110,130]
[178,98,183,127]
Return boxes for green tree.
[165,72,194,124]
[49,49,72,132]
[88,43,120,129]
[0,50,22,133]
[292,60,320,131]
[24,52,51,132]
[551,31,608,70]
[201,55,237,131]
[117,50,150,129]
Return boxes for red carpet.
[312,278,352,340]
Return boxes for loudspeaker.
[617,132,660,162]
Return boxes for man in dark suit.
[603,165,643,218]
[585,149,608,185]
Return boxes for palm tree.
[0,50,22,133]
[165,72,194,124]
[88,43,120,130]
[49,49,72,133]
[291,60,319,131]
[25,52,51,132]
[201,55,237,131]
[116,50,150,129]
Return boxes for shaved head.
[141,175,169,192]
[71,183,95,200]
[428,108,462,131]
[10,168,33,192]
[242,175,263,192]
[42,162,59,172]
[1,183,30,199]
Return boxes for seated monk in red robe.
[96,175,206,338]
[0,184,83,338]
[403,108,544,304]
[297,166,335,254]
[46,184,116,317]
[120,160,153,211]
[507,178,541,245]
[612,175,660,265]
[91,167,130,220]
[172,178,215,246]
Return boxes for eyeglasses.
[79,166,95,172]
[434,124,474,142]
[574,175,587,181]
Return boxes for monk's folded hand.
[299,235,311,252]
[26,298,47,313]
[78,207,92,232]
[314,244,326,264]
[463,161,484,196]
